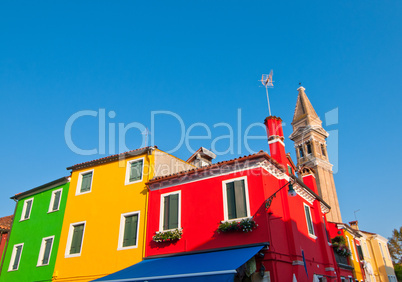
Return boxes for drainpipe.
[142,147,154,259]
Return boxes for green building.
[0,177,70,282]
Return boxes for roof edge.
[11,176,70,200]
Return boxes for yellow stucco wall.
[368,235,396,282]
[53,152,155,281]
[344,230,364,281]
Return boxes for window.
[322,216,330,243]
[356,244,364,260]
[20,198,33,221]
[321,144,326,157]
[346,237,354,260]
[223,177,250,221]
[287,165,292,175]
[8,243,23,271]
[48,189,62,212]
[125,158,144,185]
[37,236,54,266]
[76,170,94,195]
[306,142,312,154]
[118,211,140,249]
[160,192,180,231]
[65,222,85,257]
[303,203,315,238]
[299,146,304,158]
[364,242,370,258]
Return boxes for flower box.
[153,229,182,243]
[218,218,258,233]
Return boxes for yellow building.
[53,146,193,281]
[349,221,397,282]
[335,223,365,281]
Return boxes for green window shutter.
[305,205,314,235]
[226,182,236,220]
[288,165,292,175]
[70,224,84,254]
[13,245,22,270]
[129,160,143,182]
[52,191,61,211]
[163,196,170,230]
[42,238,53,264]
[24,200,32,219]
[81,172,92,192]
[234,180,247,219]
[163,194,179,230]
[123,214,138,247]
[168,194,179,230]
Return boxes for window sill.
[221,216,252,224]
[124,179,143,186]
[19,218,30,222]
[65,253,82,258]
[36,263,49,267]
[75,190,91,196]
[158,228,182,233]
[308,234,317,240]
[117,245,138,251]
[47,209,59,214]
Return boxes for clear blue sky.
[1,1,401,238]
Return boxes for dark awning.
[93,245,264,282]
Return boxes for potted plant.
[218,218,258,233]
[153,229,182,243]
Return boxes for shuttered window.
[9,244,23,271]
[69,224,85,255]
[21,199,33,220]
[80,172,93,193]
[129,160,143,182]
[38,237,54,266]
[304,204,315,236]
[226,180,247,220]
[49,189,62,212]
[163,193,179,230]
[122,214,138,247]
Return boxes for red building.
[0,215,13,266]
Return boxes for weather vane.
[260,70,274,116]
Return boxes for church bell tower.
[289,87,342,222]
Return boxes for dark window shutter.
[234,180,247,218]
[226,182,236,219]
[24,200,32,219]
[12,245,22,270]
[123,214,138,247]
[81,173,92,192]
[129,160,143,182]
[42,238,53,264]
[70,224,84,254]
[305,205,314,235]
[163,196,170,230]
[168,194,179,229]
[52,191,61,211]
[288,165,292,175]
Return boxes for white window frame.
[159,191,181,232]
[65,221,86,258]
[76,169,94,196]
[125,157,145,185]
[117,211,141,250]
[364,241,370,258]
[222,176,251,222]
[346,237,354,260]
[37,235,55,266]
[48,189,63,213]
[303,203,316,239]
[8,243,24,271]
[20,198,34,221]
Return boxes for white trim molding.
[222,176,251,221]
[125,157,145,186]
[20,198,34,221]
[76,169,94,196]
[48,188,63,213]
[65,221,86,258]
[159,190,182,232]
[117,211,141,250]
[8,243,24,271]
[37,235,55,266]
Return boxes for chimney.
[299,166,319,194]
[349,221,359,231]
[187,147,216,168]
[264,116,287,165]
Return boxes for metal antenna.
[141,128,150,146]
[260,70,274,116]
[354,209,360,221]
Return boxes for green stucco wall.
[0,182,69,282]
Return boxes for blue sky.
[0,1,401,238]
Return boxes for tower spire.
[289,86,342,222]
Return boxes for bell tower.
[289,86,342,222]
